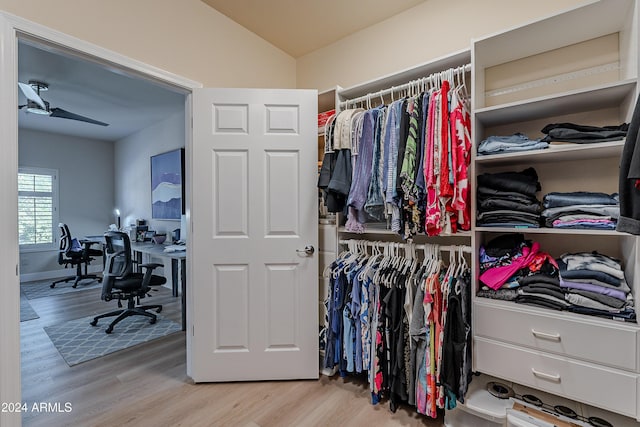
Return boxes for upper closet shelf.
[475,139,625,166]
[475,227,630,236]
[338,224,472,238]
[473,0,635,69]
[338,49,470,102]
[475,79,637,127]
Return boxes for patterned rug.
[20,294,39,322]
[44,314,182,366]
[21,278,102,300]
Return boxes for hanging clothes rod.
[338,239,472,254]
[339,63,471,109]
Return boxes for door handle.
[296,245,315,256]
[531,329,561,341]
[531,368,561,383]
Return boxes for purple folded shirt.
[559,278,627,301]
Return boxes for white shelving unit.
[471,0,640,420]
[317,0,640,422]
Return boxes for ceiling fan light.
[25,106,51,115]
[24,99,51,116]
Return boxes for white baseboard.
[20,264,102,283]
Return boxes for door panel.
[213,150,248,237]
[190,88,318,382]
[265,151,299,236]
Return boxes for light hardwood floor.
[21,282,444,427]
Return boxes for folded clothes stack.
[558,252,636,322]
[476,234,637,322]
[541,191,620,230]
[477,132,548,156]
[541,122,628,144]
[477,234,559,304]
[476,167,542,228]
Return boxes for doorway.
[0,13,200,426]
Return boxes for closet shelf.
[338,224,472,238]
[475,79,637,127]
[474,227,629,236]
[475,139,624,166]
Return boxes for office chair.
[51,223,103,288]
[90,231,166,334]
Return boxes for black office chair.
[90,231,166,334]
[51,223,103,288]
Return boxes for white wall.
[114,110,185,238]
[18,129,114,276]
[0,0,296,89]
[296,0,588,91]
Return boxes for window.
[18,167,59,251]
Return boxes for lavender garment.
[559,278,628,301]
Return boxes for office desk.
[130,242,187,331]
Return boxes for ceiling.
[201,0,427,57]
[17,2,425,141]
[18,40,186,142]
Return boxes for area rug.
[44,314,181,366]
[20,294,39,322]
[21,278,101,300]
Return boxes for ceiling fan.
[18,80,109,126]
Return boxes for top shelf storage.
[473,0,638,110]
[475,79,637,127]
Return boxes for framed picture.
[150,148,185,220]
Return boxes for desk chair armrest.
[140,263,164,289]
[139,262,163,270]
[80,239,100,245]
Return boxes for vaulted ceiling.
[201,0,426,57]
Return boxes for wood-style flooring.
[21,282,444,427]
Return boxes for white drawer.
[318,224,336,251]
[474,337,638,418]
[474,300,639,371]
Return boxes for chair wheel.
[150,318,156,325]
[105,327,113,334]
[90,320,98,326]
[72,284,78,288]
[50,284,55,289]
[156,307,162,313]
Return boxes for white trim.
[0,12,22,427]
[3,11,202,92]
[0,12,201,427]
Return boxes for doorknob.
[296,245,315,256]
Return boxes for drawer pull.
[531,368,561,383]
[531,329,561,341]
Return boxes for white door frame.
[0,12,201,427]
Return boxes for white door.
[190,88,318,381]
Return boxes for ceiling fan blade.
[49,108,109,126]
[18,82,46,110]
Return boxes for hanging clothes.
[323,240,473,418]
[320,66,471,238]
